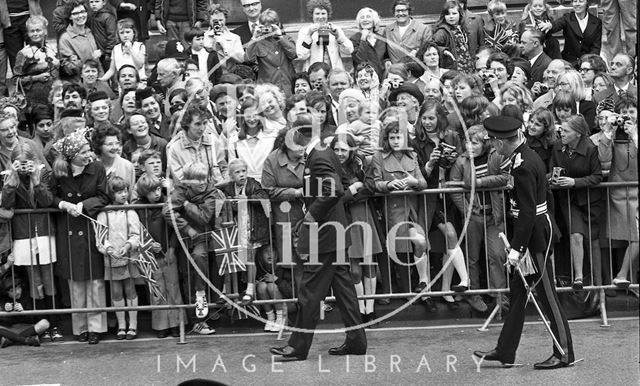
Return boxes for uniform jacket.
[384,18,431,63]
[1,170,55,240]
[50,161,109,281]
[549,11,602,66]
[297,145,348,255]
[449,149,508,226]
[507,142,552,254]
[550,136,603,206]
[154,0,208,26]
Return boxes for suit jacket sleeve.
[307,152,344,222]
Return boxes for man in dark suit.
[474,117,575,370]
[270,119,367,361]
[233,0,262,46]
[519,29,551,85]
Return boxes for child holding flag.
[96,176,141,340]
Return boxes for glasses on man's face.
[242,1,261,8]
[71,10,87,16]
[395,8,409,14]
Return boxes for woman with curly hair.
[255,84,287,137]
[499,81,534,119]
[296,0,353,71]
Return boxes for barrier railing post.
[477,303,501,332]
[178,308,187,344]
[600,288,610,327]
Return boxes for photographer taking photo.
[203,5,245,72]
[245,9,296,97]
[296,0,353,72]
[590,95,638,290]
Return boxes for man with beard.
[62,83,88,111]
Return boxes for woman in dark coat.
[542,0,602,67]
[550,115,603,290]
[351,7,388,83]
[50,130,109,345]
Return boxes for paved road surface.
[3,317,638,386]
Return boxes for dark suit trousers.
[288,250,367,357]
[496,251,575,364]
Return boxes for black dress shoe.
[157,329,169,339]
[473,349,503,363]
[534,355,569,370]
[413,281,427,293]
[87,332,99,345]
[270,345,306,361]
[452,284,468,292]
[422,297,437,312]
[77,332,89,342]
[328,343,366,356]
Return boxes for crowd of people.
[0,0,637,348]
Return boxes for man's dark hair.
[62,82,87,100]
[392,0,413,15]
[307,62,331,77]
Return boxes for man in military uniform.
[474,116,575,369]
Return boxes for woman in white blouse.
[296,0,354,71]
[228,98,276,183]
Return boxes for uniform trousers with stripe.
[496,249,575,364]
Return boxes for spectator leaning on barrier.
[1,140,64,342]
[295,0,353,72]
[50,130,109,345]
[550,114,603,290]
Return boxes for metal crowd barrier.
[0,182,637,341]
